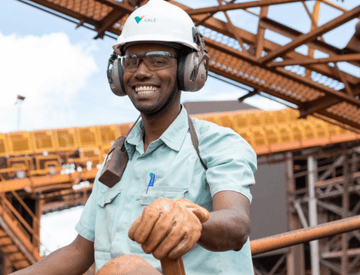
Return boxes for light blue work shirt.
[75,106,257,274]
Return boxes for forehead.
[125,43,177,56]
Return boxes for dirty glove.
[128,198,210,260]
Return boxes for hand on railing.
[128,198,210,275]
[128,198,209,261]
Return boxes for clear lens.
[123,51,177,72]
[123,56,138,71]
[147,55,171,68]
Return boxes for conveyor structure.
[0,108,360,274]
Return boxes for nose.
[133,60,152,79]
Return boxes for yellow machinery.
[0,108,359,274]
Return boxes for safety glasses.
[122,51,177,72]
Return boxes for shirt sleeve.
[196,119,257,203]
[75,170,102,242]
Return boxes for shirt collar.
[125,106,189,158]
[160,106,189,151]
[125,120,144,158]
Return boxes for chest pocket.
[138,189,188,206]
[94,188,122,253]
[95,188,122,207]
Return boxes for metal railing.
[250,215,360,256]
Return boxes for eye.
[148,56,169,67]
[123,57,138,68]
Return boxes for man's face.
[123,43,179,115]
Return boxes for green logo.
[135,15,145,24]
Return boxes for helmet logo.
[134,15,145,24]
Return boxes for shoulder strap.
[187,115,208,171]
[120,115,141,152]
[120,114,207,170]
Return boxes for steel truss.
[285,142,360,275]
[14,0,360,132]
[250,141,360,274]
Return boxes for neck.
[142,102,181,152]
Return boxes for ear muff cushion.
[177,51,187,91]
[109,58,126,96]
[177,51,206,92]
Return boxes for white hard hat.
[112,0,199,55]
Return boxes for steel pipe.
[250,215,360,256]
[308,156,320,275]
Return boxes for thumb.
[191,207,210,224]
[176,199,210,223]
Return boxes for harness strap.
[187,115,208,171]
[123,113,208,171]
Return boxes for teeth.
[135,86,158,95]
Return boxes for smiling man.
[11,0,257,274]
[122,43,181,142]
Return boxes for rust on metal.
[16,0,360,131]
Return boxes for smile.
[135,86,158,96]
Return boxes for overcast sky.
[0,0,358,252]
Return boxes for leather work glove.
[128,198,210,260]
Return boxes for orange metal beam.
[205,37,360,111]
[0,205,41,264]
[299,86,360,118]
[258,16,356,60]
[334,63,354,97]
[259,5,360,64]
[316,109,360,134]
[255,6,268,58]
[186,0,309,16]
[302,1,324,42]
[186,2,360,85]
[257,17,359,82]
[251,215,360,256]
[29,0,100,26]
[95,0,135,12]
[0,169,98,193]
[269,53,360,67]
[216,0,249,56]
[15,0,360,131]
[321,0,348,13]
[94,9,126,39]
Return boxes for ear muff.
[107,53,126,96]
[178,51,207,92]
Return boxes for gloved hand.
[128,198,210,260]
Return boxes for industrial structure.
[1,0,360,274]
[1,106,360,274]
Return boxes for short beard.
[137,80,179,117]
